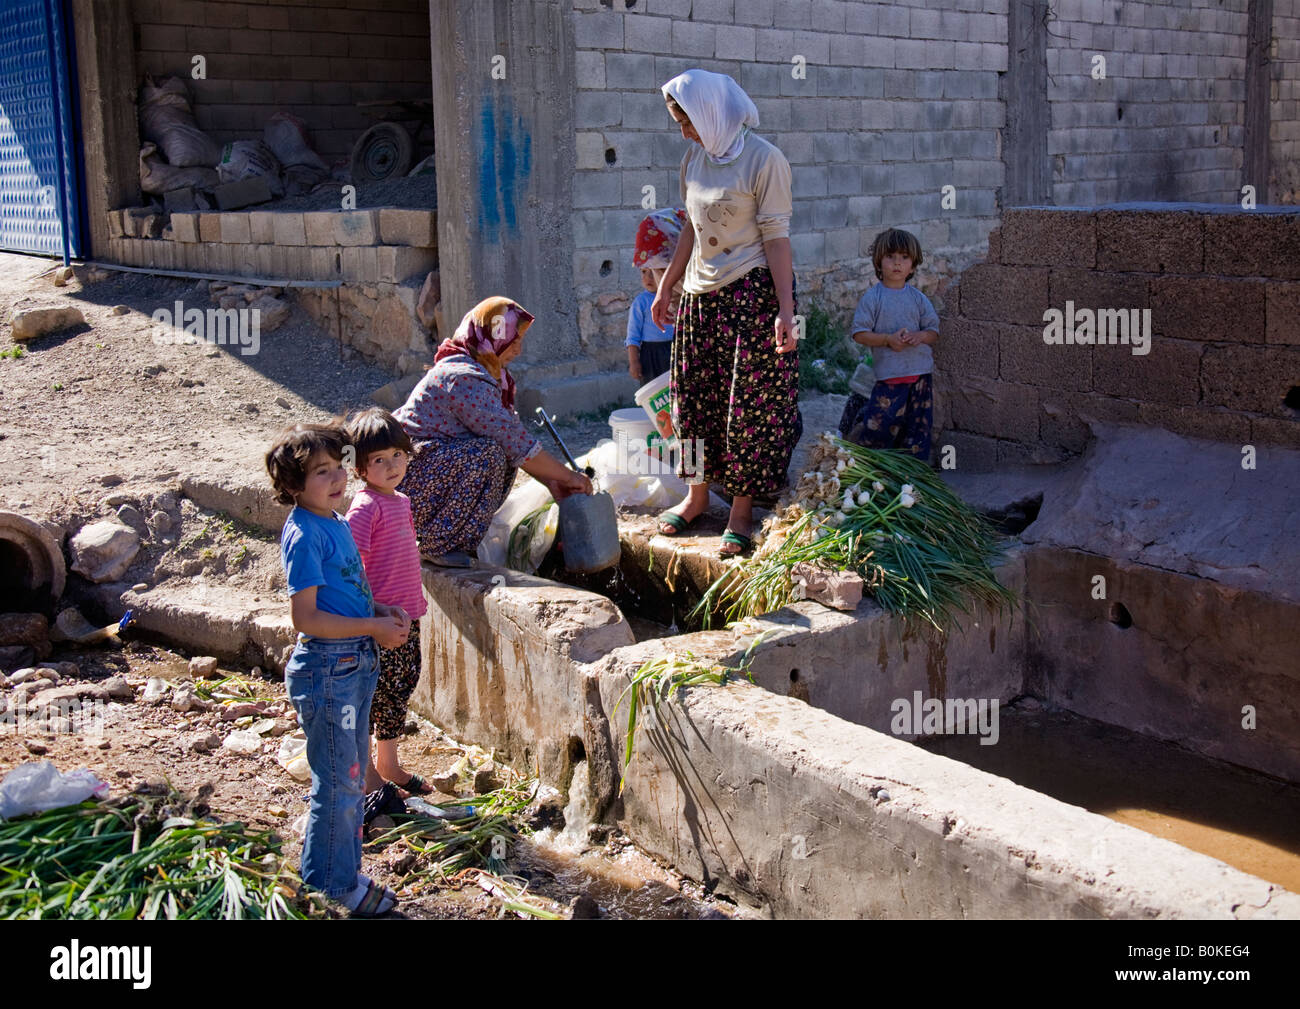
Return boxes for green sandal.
[657,510,699,536]
[718,529,753,557]
[393,773,435,796]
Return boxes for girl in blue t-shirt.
[266,422,411,917]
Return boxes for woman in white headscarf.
[651,69,800,556]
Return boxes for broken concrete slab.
[179,471,297,534]
[1019,424,1300,603]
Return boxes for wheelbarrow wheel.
[350,122,413,183]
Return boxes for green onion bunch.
[0,790,316,920]
[695,436,1018,631]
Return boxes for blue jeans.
[284,635,379,898]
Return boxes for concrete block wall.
[569,0,1008,359]
[1275,0,1300,203]
[566,0,1294,366]
[130,0,430,161]
[1044,0,1250,206]
[934,205,1300,468]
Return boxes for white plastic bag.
[140,142,219,195]
[277,734,310,781]
[216,140,284,197]
[478,478,559,572]
[138,76,222,168]
[0,761,108,820]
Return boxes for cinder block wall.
[1045,0,1249,205]
[568,0,1288,365]
[934,206,1300,469]
[1275,0,1300,203]
[131,0,430,162]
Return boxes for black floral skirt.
[671,267,801,497]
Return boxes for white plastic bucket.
[609,408,674,475]
[633,371,676,449]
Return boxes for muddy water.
[917,705,1300,892]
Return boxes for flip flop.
[350,878,399,918]
[393,773,435,796]
[718,529,752,557]
[657,510,699,536]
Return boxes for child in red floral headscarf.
[626,207,687,382]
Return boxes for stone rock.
[171,683,205,712]
[220,702,265,721]
[101,676,135,701]
[69,520,140,582]
[110,304,129,316]
[99,474,124,487]
[430,771,460,795]
[39,661,78,678]
[71,265,110,285]
[103,492,136,508]
[790,563,865,611]
[24,740,47,755]
[10,305,86,341]
[190,731,221,753]
[142,364,165,377]
[567,894,601,919]
[6,667,44,685]
[52,266,75,287]
[416,271,440,329]
[0,645,35,671]
[473,762,503,795]
[26,682,108,711]
[250,718,277,736]
[189,655,220,679]
[115,503,148,536]
[0,613,49,651]
[268,718,295,737]
[248,295,290,332]
[132,582,148,592]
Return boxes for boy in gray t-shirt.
[838,228,940,460]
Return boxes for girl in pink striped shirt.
[345,408,434,796]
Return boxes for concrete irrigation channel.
[88,425,1300,919]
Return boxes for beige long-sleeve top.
[678,132,793,294]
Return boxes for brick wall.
[1275,0,1300,202]
[131,0,430,162]
[934,206,1300,469]
[567,0,1295,369]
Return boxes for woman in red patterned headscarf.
[395,297,591,567]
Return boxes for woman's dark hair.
[870,228,924,281]
[265,423,347,506]
[345,407,413,472]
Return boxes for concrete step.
[517,370,640,420]
[90,580,295,672]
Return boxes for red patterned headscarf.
[434,296,534,408]
[633,208,688,270]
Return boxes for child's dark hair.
[266,423,347,506]
[870,228,924,281]
[345,407,413,472]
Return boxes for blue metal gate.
[0,0,82,259]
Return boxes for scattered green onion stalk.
[0,790,317,920]
[616,635,768,794]
[694,434,1018,631]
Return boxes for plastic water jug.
[558,490,621,573]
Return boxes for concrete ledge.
[90,582,294,672]
[595,647,1300,919]
[414,558,1300,918]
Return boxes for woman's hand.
[774,310,798,355]
[547,471,593,501]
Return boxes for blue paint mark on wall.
[477,93,531,243]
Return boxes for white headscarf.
[661,69,759,166]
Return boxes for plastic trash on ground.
[277,734,310,781]
[0,761,109,820]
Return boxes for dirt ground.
[0,251,738,920]
[0,642,724,919]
